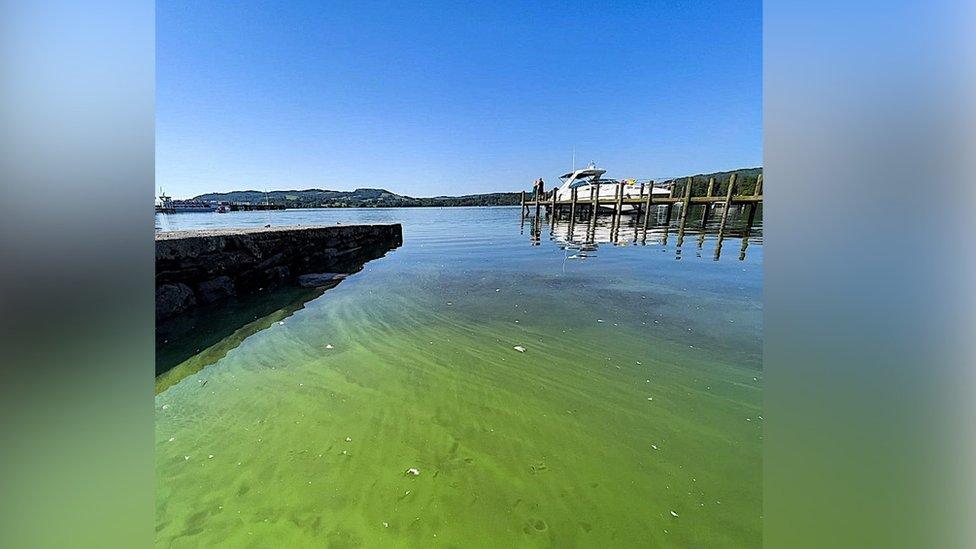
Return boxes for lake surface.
[155,206,762,547]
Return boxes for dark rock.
[297,273,348,288]
[156,283,196,319]
[197,276,235,303]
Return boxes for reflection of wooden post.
[551,188,558,218]
[534,191,541,219]
[714,173,737,260]
[677,177,692,246]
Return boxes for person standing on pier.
[536,178,545,200]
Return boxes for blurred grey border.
[0,1,154,547]
[766,1,975,548]
[1,1,974,547]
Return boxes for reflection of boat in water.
[554,162,670,212]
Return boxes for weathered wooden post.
[550,188,558,221]
[700,177,715,228]
[664,182,675,227]
[677,177,693,246]
[520,190,526,220]
[641,179,654,242]
[612,181,624,238]
[753,173,763,196]
[714,173,737,260]
[588,183,599,240]
[567,187,577,238]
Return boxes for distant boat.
[155,190,217,213]
[553,162,669,212]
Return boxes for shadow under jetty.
[155,285,328,393]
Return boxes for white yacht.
[553,162,670,211]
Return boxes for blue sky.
[157,1,761,199]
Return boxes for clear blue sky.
[157,1,761,199]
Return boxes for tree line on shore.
[191,167,761,208]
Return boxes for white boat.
[553,162,670,212]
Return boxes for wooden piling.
[567,187,577,238]
[641,180,654,240]
[754,173,763,196]
[714,173,737,260]
[520,191,526,220]
[700,177,715,229]
[612,181,624,238]
[588,183,599,238]
[676,177,692,247]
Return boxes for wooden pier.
[519,173,763,259]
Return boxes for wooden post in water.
[588,184,599,240]
[739,174,762,259]
[534,190,541,219]
[568,187,577,238]
[612,181,624,238]
[677,177,692,247]
[700,177,715,228]
[664,182,675,227]
[714,173,737,260]
[641,180,654,241]
[520,191,526,220]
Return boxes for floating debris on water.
[670,511,679,517]
[345,437,352,442]
[325,344,334,349]
[383,522,389,528]
[406,467,420,476]
[651,444,658,450]
[278,321,284,326]
[513,346,526,353]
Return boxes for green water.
[156,207,762,547]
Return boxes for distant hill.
[190,167,761,208]
[191,187,523,208]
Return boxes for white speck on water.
[341,450,348,455]
[208,454,214,459]
[636,361,642,365]
[161,404,169,410]
[345,437,352,442]
[746,418,752,421]
[325,344,334,349]
[278,321,284,326]
[168,437,175,442]
[383,522,389,528]
[183,455,190,461]
[513,346,526,353]
[597,319,604,323]
[406,467,420,476]
[670,511,679,517]
[651,444,658,450]
[495,289,500,292]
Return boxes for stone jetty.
[155,224,402,319]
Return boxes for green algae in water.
[156,207,762,547]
